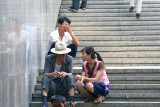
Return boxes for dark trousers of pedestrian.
[72,0,87,10]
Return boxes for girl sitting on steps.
[76,46,110,103]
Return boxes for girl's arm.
[76,71,86,80]
[81,69,103,82]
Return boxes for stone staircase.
[30,0,160,107]
[60,0,160,67]
[30,68,160,107]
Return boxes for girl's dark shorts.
[92,82,109,97]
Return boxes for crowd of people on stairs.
[42,0,144,105]
[42,17,110,107]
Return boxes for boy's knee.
[42,76,52,86]
[68,77,74,83]
[42,76,51,82]
[66,77,75,89]
[43,76,49,80]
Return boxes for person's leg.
[62,77,75,107]
[129,0,135,12]
[85,82,94,93]
[69,86,75,107]
[136,0,142,18]
[69,86,75,96]
[68,0,80,12]
[41,76,52,107]
[80,0,87,10]
[91,83,107,103]
[130,0,135,7]
[67,77,75,103]
[76,81,95,99]
[67,44,78,58]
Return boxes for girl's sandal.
[84,98,92,102]
[94,96,105,103]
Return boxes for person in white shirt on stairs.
[46,17,79,58]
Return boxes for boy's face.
[52,100,65,107]
[58,21,70,32]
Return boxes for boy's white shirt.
[46,29,72,55]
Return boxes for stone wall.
[0,0,62,107]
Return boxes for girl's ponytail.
[81,46,103,62]
[95,51,103,62]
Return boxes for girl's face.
[81,51,90,62]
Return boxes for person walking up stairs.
[129,0,142,18]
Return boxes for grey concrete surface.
[0,0,61,107]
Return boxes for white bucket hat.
[51,41,71,54]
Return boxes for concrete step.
[37,76,160,84]
[30,101,160,107]
[35,88,160,93]
[60,8,160,13]
[32,92,160,101]
[39,71,160,77]
[59,12,160,17]
[61,4,160,9]
[68,17,160,21]
[38,71,160,77]
[77,41,160,47]
[73,60,160,67]
[75,51,160,58]
[73,59,160,67]
[73,63,160,67]
[62,0,160,5]
[74,60,160,67]
[70,21,160,27]
[39,68,160,74]
[72,26,160,31]
[39,68,160,76]
[77,36,160,41]
[73,26,160,31]
[76,46,160,52]
[48,25,160,31]
[34,84,160,90]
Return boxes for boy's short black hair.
[58,17,71,25]
[51,95,66,104]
